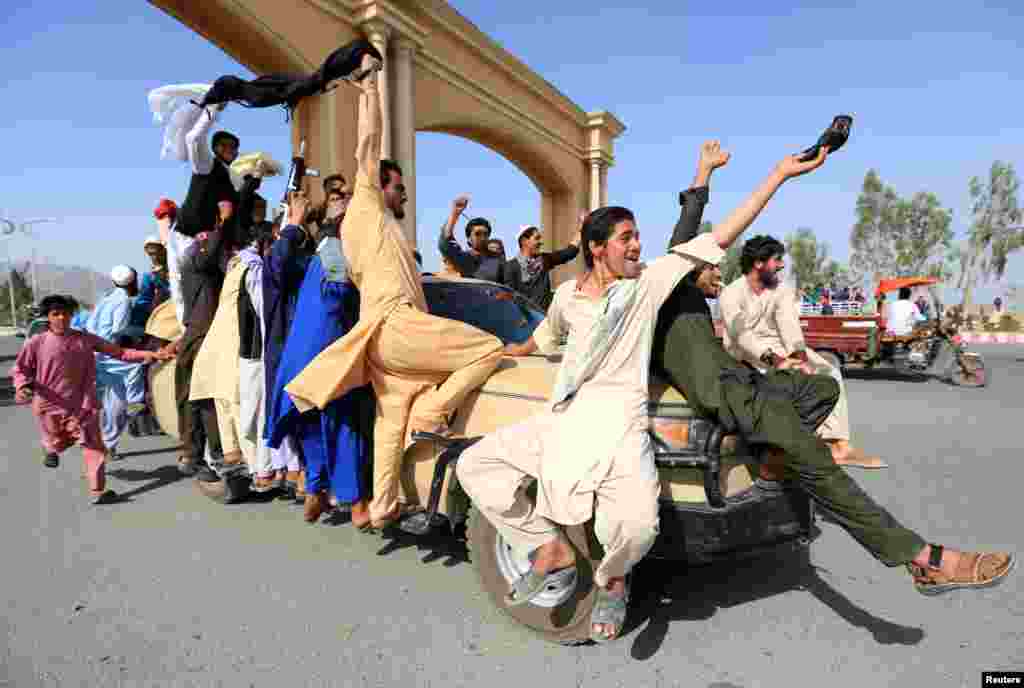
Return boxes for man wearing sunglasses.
[438,197,505,284]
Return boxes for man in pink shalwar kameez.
[13,295,168,504]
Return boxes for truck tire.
[467,508,600,645]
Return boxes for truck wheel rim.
[494,533,577,608]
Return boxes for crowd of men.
[12,53,1013,643]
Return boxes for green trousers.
[654,311,926,567]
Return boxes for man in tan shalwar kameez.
[190,253,258,475]
[457,145,833,643]
[719,234,885,469]
[286,55,504,529]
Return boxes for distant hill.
[0,260,110,309]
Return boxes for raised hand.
[700,140,731,171]
[452,195,470,214]
[775,145,829,181]
[288,190,311,226]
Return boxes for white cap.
[110,265,137,287]
[143,235,163,248]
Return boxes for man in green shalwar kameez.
[653,143,1013,596]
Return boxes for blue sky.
[1,0,1022,305]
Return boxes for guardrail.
[799,301,865,316]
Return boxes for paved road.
[2,338,1022,687]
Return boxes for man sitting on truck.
[457,139,828,643]
[718,235,886,469]
[651,182,1014,608]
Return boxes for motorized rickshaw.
[802,276,987,387]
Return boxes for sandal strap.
[928,543,944,570]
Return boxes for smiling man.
[719,235,885,469]
[458,141,831,643]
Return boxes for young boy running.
[13,295,170,504]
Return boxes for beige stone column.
[365,21,392,159]
[392,37,417,246]
[589,159,605,211]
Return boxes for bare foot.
[592,577,627,640]
[828,441,888,468]
[531,537,576,576]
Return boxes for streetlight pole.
[1,218,19,327]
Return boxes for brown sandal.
[907,544,1015,596]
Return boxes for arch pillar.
[392,37,418,245]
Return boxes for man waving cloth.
[285,54,504,531]
[176,104,241,238]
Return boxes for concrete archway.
[149,0,625,282]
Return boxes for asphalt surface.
[2,336,1022,687]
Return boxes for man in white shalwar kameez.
[719,235,885,469]
[456,143,830,643]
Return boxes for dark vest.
[238,266,263,360]
[178,159,239,238]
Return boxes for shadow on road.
[374,524,469,568]
[116,445,182,459]
[626,546,925,660]
[106,464,188,500]
[841,368,929,383]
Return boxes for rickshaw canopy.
[874,276,939,297]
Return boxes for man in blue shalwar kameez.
[86,265,147,460]
[268,193,373,524]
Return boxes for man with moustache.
[648,155,1012,621]
[719,235,885,469]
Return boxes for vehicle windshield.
[423,280,545,345]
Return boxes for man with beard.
[504,220,582,311]
[286,54,504,530]
[719,235,885,469]
[649,153,1013,611]
[439,197,505,283]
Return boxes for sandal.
[177,456,197,476]
[907,544,1015,596]
[250,475,278,493]
[590,584,629,643]
[506,565,577,608]
[42,452,59,468]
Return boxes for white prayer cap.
[143,235,163,248]
[110,265,137,287]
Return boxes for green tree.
[785,227,842,291]
[0,267,35,327]
[849,170,901,284]
[698,221,743,285]
[892,191,954,275]
[960,161,1024,309]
